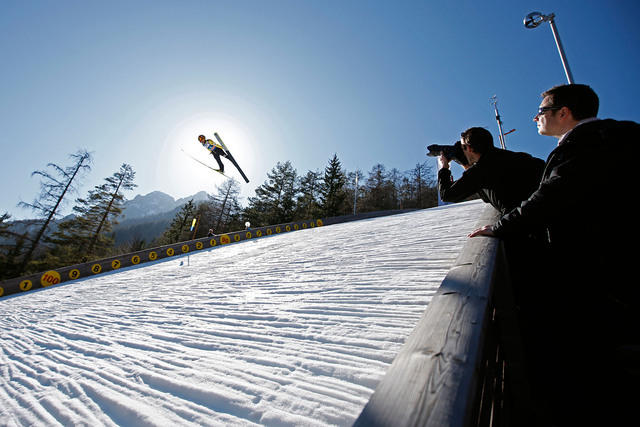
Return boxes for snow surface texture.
[1,200,485,427]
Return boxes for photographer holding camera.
[436,127,544,215]
[435,129,547,331]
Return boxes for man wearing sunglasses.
[470,83,639,425]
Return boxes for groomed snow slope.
[1,200,486,427]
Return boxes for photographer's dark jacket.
[493,119,639,266]
[438,147,545,215]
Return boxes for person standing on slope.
[198,134,227,173]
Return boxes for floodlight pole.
[491,95,507,149]
[547,14,574,83]
[354,167,358,215]
[524,12,574,84]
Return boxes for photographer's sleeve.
[438,167,483,203]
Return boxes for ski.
[180,149,230,178]
[214,133,250,183]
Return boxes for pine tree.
[404,161,437,208]
[211,179,243,234]
[244,161,298,226]
[361,163,396,211]
[17,150,92,272]
[48,163,136,264]
[387,167,402,209]
[0,213,12,253]
[160,199,197,244]
[320,154,348,217]
[295,169,323,220]
[0,212,28,279]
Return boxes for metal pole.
[524,12,574,84]
[491,96,507,149]
[547,15,574,84]
[354,168,358,215]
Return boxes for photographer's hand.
[468,225,496,238]
[438,152,450,169]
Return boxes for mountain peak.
[123,191,208,219]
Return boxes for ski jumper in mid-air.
[198,134,227,173]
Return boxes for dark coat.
[438,147,545,215]
[494,119,639,265]
[492,119,640,425]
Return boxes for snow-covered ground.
[1,200,486,427]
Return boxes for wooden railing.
[354,206,536,426]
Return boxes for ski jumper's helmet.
[198,135,206,143]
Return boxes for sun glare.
[155,112,258,200]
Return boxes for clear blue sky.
[2,0,638,219]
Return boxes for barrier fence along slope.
[0,219,325,299]
[0,209,415,299]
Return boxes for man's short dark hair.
[461,127,494,154]
[542,84,599,121]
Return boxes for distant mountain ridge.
[1,191,211,250]
[122,190,209,220]
[113,190,210,245]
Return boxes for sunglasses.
[537,106,561,117]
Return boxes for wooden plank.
[354,206,501,427]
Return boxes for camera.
[426,141,468,166]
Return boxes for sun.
[155,112,257,199]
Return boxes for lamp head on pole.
[523,11,573,83]
[524,12,555,29]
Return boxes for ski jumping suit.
[202,139,227,172]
